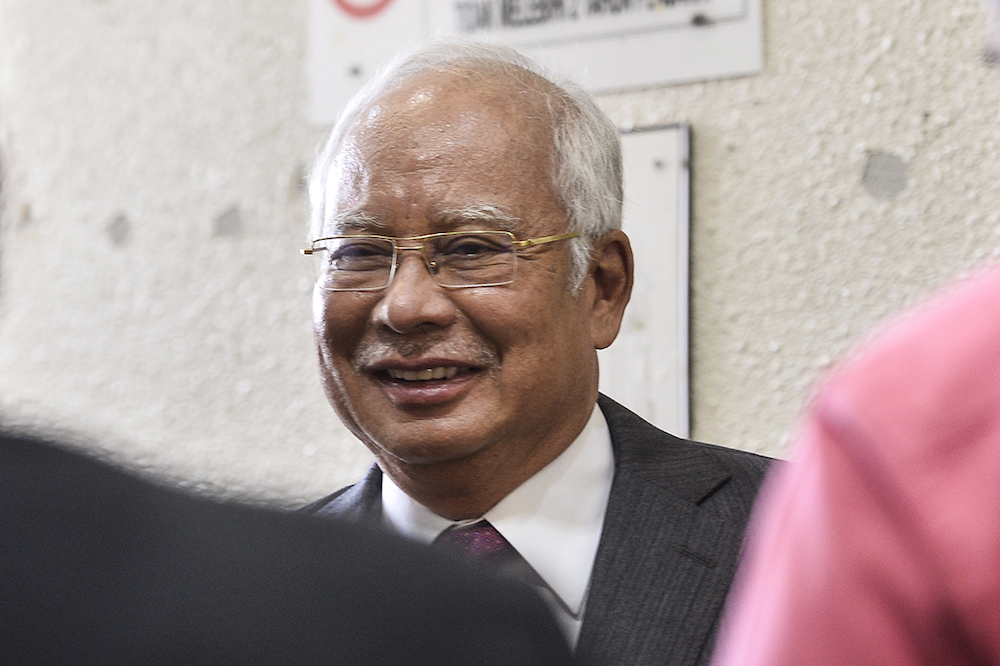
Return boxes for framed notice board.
[308,0,762,125]
[597,124,690,438]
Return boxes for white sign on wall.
[598,124,690,438]
[308,0,762,125]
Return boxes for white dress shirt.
[381,404,615,646]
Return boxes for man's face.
[312,70,602,483]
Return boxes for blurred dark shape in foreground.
[0,431,574,665]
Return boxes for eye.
[436,234,509,258]
[327,238,393,270]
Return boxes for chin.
[375,438,488,468]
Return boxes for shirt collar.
[381,403,615,616]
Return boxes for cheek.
[312,292,379,432]
[452,289,525,343]
[461,288,586,367]
[312,290,373,364]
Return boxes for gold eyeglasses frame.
[301,230,581,291]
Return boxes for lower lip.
[375,370,479,406]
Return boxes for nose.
[372,253,457,334]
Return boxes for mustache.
[352,335,500,370]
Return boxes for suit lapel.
[308,464,384,526]
[576,396,743,666]
[306,397,765,666]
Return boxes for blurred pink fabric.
[713,264,1000,665]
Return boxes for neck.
[376,407,593,520]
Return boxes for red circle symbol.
[332,0,394,18]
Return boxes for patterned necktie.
[435,520,547,589]
[434,520,519,566]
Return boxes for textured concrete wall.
[2,0,999,504]
[602,0,1000,457]
[0,0,368,505]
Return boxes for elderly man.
[304,40,770,665]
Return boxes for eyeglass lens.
[314,232,517,291]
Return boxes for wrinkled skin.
[313,67,633,519]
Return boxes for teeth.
[388,367,461,381]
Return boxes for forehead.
[357,64,557,150]
[325,67,563,233]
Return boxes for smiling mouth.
[385,367,465,382]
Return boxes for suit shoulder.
[300,485,354,515]
[598,394,774,504]
[301,464,383,524]
[682,437,774,482]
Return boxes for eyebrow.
[326,205,522,237]
[437,205,521,233]
[326,210,386,236]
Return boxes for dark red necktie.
[434,520,520,566]
[435,520,546,588]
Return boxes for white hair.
[308,39,622,291]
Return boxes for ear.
[587,230,634,350]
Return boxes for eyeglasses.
[301,230,580,291]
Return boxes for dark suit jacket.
[307,395,772,666]
[0,431,574,665]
